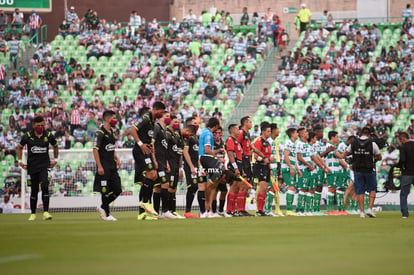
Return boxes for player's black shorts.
[184,164,206,187]
[28,169,49,187]
[227,159,243,173]
[93,168,122,194]
[133,146,155,184]
[154,160,169,187]
[242,155,252,180]
[168,164,180,189]
[216,182,228,192]
[253,163,270,182]
[200,155,224,182]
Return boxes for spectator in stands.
[293,82,308,102]
[11,8,24,27]
[58,19,70,37]
[27,10,42,43]
[94,74,107,94]
[66,6,79,23]
[297,4,312,33]
[109,72,122,91]
[402,4,413,21]
[0,9,8,26]
[240,7,249,26]
[250,125,260,140]
[123,60,138,81]
[130,10,141,27]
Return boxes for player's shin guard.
[286,190,295,211]
[226,191,236,213]
[139,178,154,213]
[336,190,344,211]
[237,191,246,212]
[327,192,335,212]
[30,195,38,214]
[161,188,169,213]
[264,191,275,213]
[185,184,197,212]
[305,193,313,213]
[296,191,305,213]
[274,191,281,212]
[219,199,226,213]
[257,192,266,212]
[212,200,217,213]
[153,192,161,214]
[314,192,322,212]
[197,191,206,213]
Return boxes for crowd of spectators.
[0,6,277,197]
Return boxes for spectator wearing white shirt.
[130,10,141,27]
[11,8,24,26]
[293,82,308,102]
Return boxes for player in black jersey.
[17,115,58,221]
[182,117,205,218]
[166,116,198,219]
[93,110,122,221]
[207,126,227,217]
[152,112,171,218]
[131,101,166,221]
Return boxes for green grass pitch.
[0,211,413,275]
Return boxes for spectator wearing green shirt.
[240,7,249,26]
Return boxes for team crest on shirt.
[148,130,154,137]
[44,137,48,142]
[161,139,168,149]
[148,163,153,169]
[193,144,199,151]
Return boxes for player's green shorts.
[282,168,297,188]
[337,170,350,189]
[298,169,311,190]
[308,172,317,190]
[326,172,340,188]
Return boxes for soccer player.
[183,117,203,218]
[209,126,227,216]
[295,127,315,216]
[312,125,335,214]
[199,117,225,218]
[253,122,273,216]
[336,136,353,215]
[237,116,263,216]
[325,131,348,215]
[307,132,331,216]
[226,124,244,217]
[152,112,172,219]
[264,123,284,216]
[131,101,166,221]
[94,110,122,221]
[165,115,195,219]
[18,115,59,221]
[281,128,301,216]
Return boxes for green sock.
[305,193,313,213]
[314,192,322,212]
[264,191,274,213]
[286,190,295,211]
[336,191,344,211]
[327,192,334,212]
[296,191,305,212]
[274,191,281,212]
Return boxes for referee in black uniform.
[93,110,122,221]
[18,115,58,221]
[131,101,166,220]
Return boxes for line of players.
[94,101,362,221]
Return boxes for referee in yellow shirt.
[298,3,312,32]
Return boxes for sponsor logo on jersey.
[105,144,116,151]
[31,146,47,154]
[161,139,168,149]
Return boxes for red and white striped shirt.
[70,109,81,125]
[0,64,6,80]
[28,14,41,29]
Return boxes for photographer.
[342,127,382,218]
[397,132,414,219]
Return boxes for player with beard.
[152,112,172,219]
[165,116,197,218]
[183,117,204,218]
[18,115,58,221]
[131,101,166,221]
[94,110,122,221]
